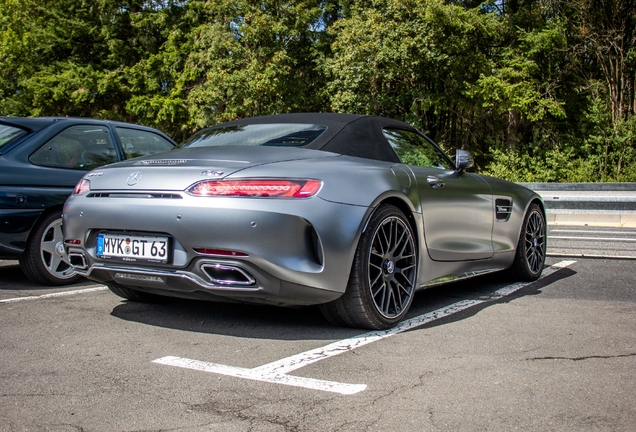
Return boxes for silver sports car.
[63,113,546,329]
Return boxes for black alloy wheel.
[320,204,418,329]
[525,208,546,274]
[367,214,417,319]
[508,203,546,281]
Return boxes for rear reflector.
[187,179,321,198]
[194,248,249,257]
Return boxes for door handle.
[427,176,445,189]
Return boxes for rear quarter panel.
[234,155,419,210]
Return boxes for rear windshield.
[0,124,28,150]
[178,123,327,149]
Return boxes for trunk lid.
[84,146,336,191]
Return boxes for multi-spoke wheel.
[20,211,82,286]
[508,203,546,281]
[320,204,418,329]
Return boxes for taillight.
[187,179,322,198]
[193,248,249,257]
[73,179,90,195]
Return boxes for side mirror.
[455,149,474,171]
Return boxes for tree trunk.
[506,109,520,149]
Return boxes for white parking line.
[547,252,636,260]
[0,286,108,304]
[549,236,636,242]
[154,260,576,395]
[550,229,636,235]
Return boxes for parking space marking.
[153,356,367,395]
[0,286,108,304]
[550,229,636,235]
[550,236,636,242]
[154,260,576,395]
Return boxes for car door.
[384,128,494,261]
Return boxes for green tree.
[176,0,326,132]
[570,0,636,181]
[0,1,190,134]
[323,0,512,160]
[2,0,635,181]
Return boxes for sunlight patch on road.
[154,260,576,395]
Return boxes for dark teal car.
[0,117,176,285]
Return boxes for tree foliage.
[1,0,635,180]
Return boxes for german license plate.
[97,233,169,263]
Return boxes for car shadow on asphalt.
[110,298,359,341]
[108,267,577,341]
[404,267,578,332]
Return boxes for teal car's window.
[0,124,27,150]
[116,127,173,159]
[179,124,327,149]
[383,128,453,169]
[30,125,118,170]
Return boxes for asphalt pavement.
[1,249,635,431]
[548,225,636,259]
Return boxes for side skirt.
[418,267,506,290]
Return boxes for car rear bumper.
[63,192,371,305]
[69,259,343,305]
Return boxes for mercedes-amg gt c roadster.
[63,113,546,329]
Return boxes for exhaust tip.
[68,253,87,270]
[201,264,255,286]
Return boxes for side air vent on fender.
[495,198,513,221]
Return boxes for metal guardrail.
[519,182,636,191]
[518,183,636,212]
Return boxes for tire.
[320,204,418,329]
[107,284,165,303]
[507,203,547,281]
[19,210,82,286]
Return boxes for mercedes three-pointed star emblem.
[126,171,142,186]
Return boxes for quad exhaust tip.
[68,253,87,270]
[201,263,256,286]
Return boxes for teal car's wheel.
[20,211,82,286]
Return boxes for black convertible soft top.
[209,113,418,163]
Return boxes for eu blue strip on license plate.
[97,234,104,255]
